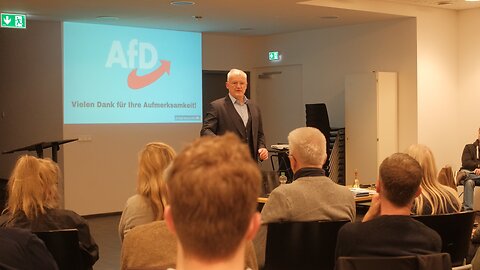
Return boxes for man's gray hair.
[227,68,247,81]
[288,127,327,166]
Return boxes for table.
[257,194,373,204]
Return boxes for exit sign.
[269,51,280,61]
[1,13,26,29]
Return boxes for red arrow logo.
[127,60,171,90]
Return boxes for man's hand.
[362,194,380,222]
[475,168,480,175]
[258,148,268,161]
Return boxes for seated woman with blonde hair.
[0,155,99,268]
[407,144,461,215]
[118,142,176,242]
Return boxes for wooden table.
[257,194,374,204]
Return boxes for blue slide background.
[64,22,202,124]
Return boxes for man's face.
[226,74,247,101]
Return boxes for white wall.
[0,20,63,187]
[305,0,460,171]
[458,8,480,153]
[415,8,459,171]
[250,18,417,157]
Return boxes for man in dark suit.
[201,68,268,161]
[459,128,480,211]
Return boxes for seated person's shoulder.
[126,220,172,239]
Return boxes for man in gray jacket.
[254,127,355,266]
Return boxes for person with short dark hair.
[335,153,441,258]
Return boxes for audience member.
[0,155,99,268]
[254,127,355,266]
[335,153,441,258]
[0,227,58,270]
[458,128,480,211]
[407,144,461,215]
[118,142,176,241]
[164,133,261,270]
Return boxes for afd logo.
[105,39,171,90]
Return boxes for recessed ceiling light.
[436,1,453,5]
[170,1,195,6]
[96,16,119,21]
[465,0,480,2]
[320,15,339,20]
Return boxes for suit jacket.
[461,140,480,170]
[200,95,266,159]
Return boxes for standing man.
[459,128,480,211]
[201,68,268,161]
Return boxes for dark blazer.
[200,95,266,159]
[461,139,480,170]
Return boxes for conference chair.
[34,229,86,270]
[264,220,349,270]
[335,253,452,270]
[412,211,476,269]
[0,178,7,213]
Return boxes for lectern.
[2,139,78,163]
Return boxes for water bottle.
[279,172,287,185]
[353,169,360,188]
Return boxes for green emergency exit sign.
[1,13,26,29]
[269,51,279,61]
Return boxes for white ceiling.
[1,0,479,35]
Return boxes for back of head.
[406,144,437,186]
[167,133,261,261]
[6,155,59,220]
[288,127,327,166]
[137,142,176,220]
[379,153,423,207]
[407,144,460,214]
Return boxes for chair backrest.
[34,229,85,270]
[264,220,349,270]
[336,253,452,270]
[412,211,476,266]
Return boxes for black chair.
[264,220,349,270]
[0,178,7,213]
[335,253,452,270]
[412,211,476,267]
[34,229,86,270]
